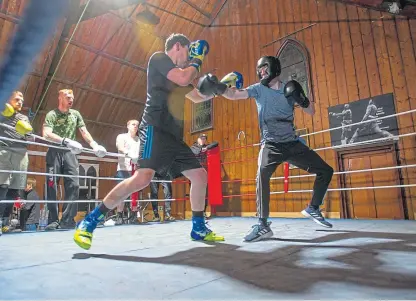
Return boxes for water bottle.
[158,205,164,222]
[38,208,44,230]
[39,206,48,230]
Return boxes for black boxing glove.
[284,80,310,108]
[197,74,227,97]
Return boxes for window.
[79,165,86,187]
[277,39,313,169]
[191,98,214,133]
[79,163,99,211]
[277,39,313,102]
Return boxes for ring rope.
[270,183,416,195]
[271,163,416,181]
[0,135,68,150]
[0,135,127,159]
[220,131,413,166]
[0,169,174,183]
[6,183,414,203]
[0,122,85,150]
[314,133,405,152]
[2,159,412,184]
[0,197,188,204]
[221,163,416,183]
[220,108,416,152]
[301,107,416,138]
[222,183,416,199]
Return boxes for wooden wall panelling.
[395,16,416,219]
[246,0,260,214]
[234,0,245,215]
[296,0,314,210]
[219,1,232,213]
[276,2,290,212]
[325,0,344,212]
[284,0,299,213]
[226,0,239,214]
[256,0,274,214]
[334,2,359,213]
[291,1,304,210]
[277,1,291,212]
[317,0,337,213]
[291,1,303,211]
[383,14,416,219]
[358,7,382,97]
[175,0,416,219]
[307,0,333,210]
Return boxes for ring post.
[207,143,223,214]
[284,162,289,193]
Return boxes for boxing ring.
[1,108,416,300]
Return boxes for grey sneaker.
[301,206,333,228]
[243,221,273,242]
[115,214,124,226]
[44,221,60,231]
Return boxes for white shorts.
[0,147,29,189]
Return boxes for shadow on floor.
[73,229,416,293]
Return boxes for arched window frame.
[79,163,99,200]
[276,38,314,103]
[78,165,86,187]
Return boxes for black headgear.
[256,56,281,86]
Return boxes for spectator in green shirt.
[42,89,107,230]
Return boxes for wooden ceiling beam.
[30,19,68,115]
[68,0,146,23]
[28,72,145,106]
[145,2,206,26]
[181,0,212,18]
[61,37,147,72]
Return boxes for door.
[340,144,404,219]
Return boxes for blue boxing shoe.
[190,216,224,242]
[73,207,105,250]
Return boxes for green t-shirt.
[43,109,85,140]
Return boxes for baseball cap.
[199,134,207,138]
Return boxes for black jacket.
[190,142,207,166]
[22,189,40,225]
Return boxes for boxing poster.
[327,93,398,147]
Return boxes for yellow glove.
[15,120,33,135]
[1,104,15,117]
[220,72,244,89]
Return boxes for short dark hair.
[165,33,191,52]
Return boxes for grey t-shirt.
[0,112,30,149]
[141,52,193,140]
[246,83,297,143]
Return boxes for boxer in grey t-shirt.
[198,56,334,242]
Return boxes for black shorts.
[138,125,201,179]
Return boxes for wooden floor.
[1,217,416,300]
